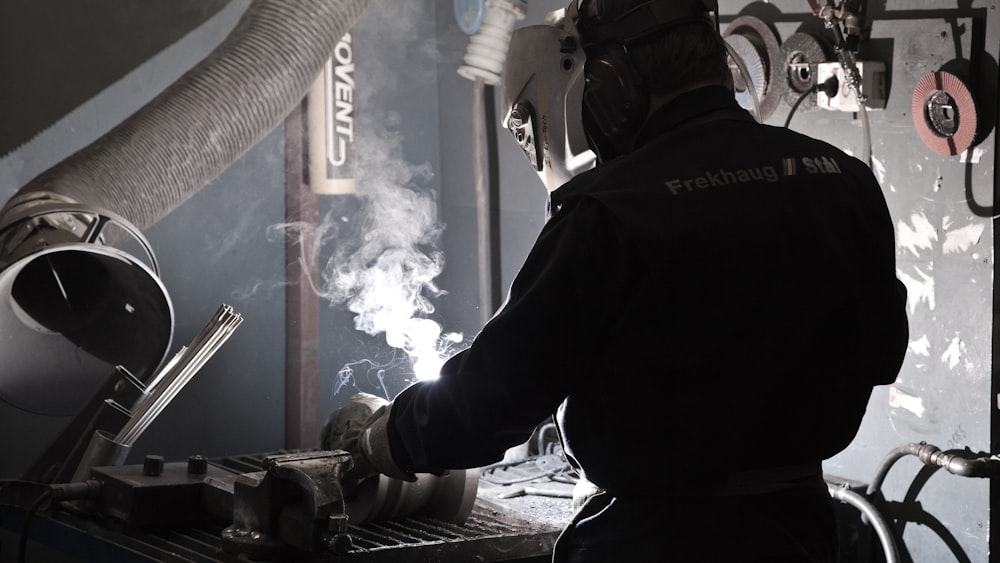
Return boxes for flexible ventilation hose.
[457,0,527,85]
[3,0,373,232]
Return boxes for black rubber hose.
[827,484,900,563]
[867,443,928,496]
[867,442,998,496]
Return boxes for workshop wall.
[455,1,1000,560]
[708,2,996,562]
[0,0,997,561]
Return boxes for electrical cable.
[479,455,575,485]
[0,479,48,488]
[0,480,51,511]
[783,84,818,129]
[16,489,51,563]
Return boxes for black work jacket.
[387,86,908,497]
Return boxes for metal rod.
[115,304,243,446]
[114,365,146,393]
[102,398,133,417]
[283,103,321,450]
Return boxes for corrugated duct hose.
[3,0,371,228]
[0,0,372,417]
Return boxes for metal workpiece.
[347,468,480,525]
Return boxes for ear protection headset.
[576,0,719,161]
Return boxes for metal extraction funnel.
[0,197,173,416]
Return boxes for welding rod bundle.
[114,304,244,447]
[69,304,243,482]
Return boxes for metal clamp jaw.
[221,451,355,559]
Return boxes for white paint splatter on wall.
[889,386,926,418]
[941,336,964,370]
[871,156,887,186]
[959,147,985,164]
[898,212,937,257]
[895,213,985,317]
[897,266,935,314]
[908,334,931,356]
[942,222,985,254]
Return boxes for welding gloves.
[321,392,414,495]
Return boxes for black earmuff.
[577,0,717,161]
[582,43,649,142]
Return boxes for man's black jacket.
[386,85,908,496]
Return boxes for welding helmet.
[501,6,595,192]
[501,0,718,188]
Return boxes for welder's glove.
[321,392,414,495]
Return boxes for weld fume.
[269,122,461,384]
[275,0,460,385]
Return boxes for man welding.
[323,0,908,561]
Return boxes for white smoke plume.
[323,121,462,381]
[269,0,463,388]
[268,128,463,383]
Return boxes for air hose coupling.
[913,442,999,478]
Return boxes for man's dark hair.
[583,0,732,96]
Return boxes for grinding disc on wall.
[911,70,977,156]
[725,34,767,113]
[724,15,782,122]
[779,32,832,111]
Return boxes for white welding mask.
[501,5,596,192]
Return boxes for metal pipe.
[867,442,1000,497]
[71,430,131,482]
[472,77,492,326]
[827,483,900,563]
